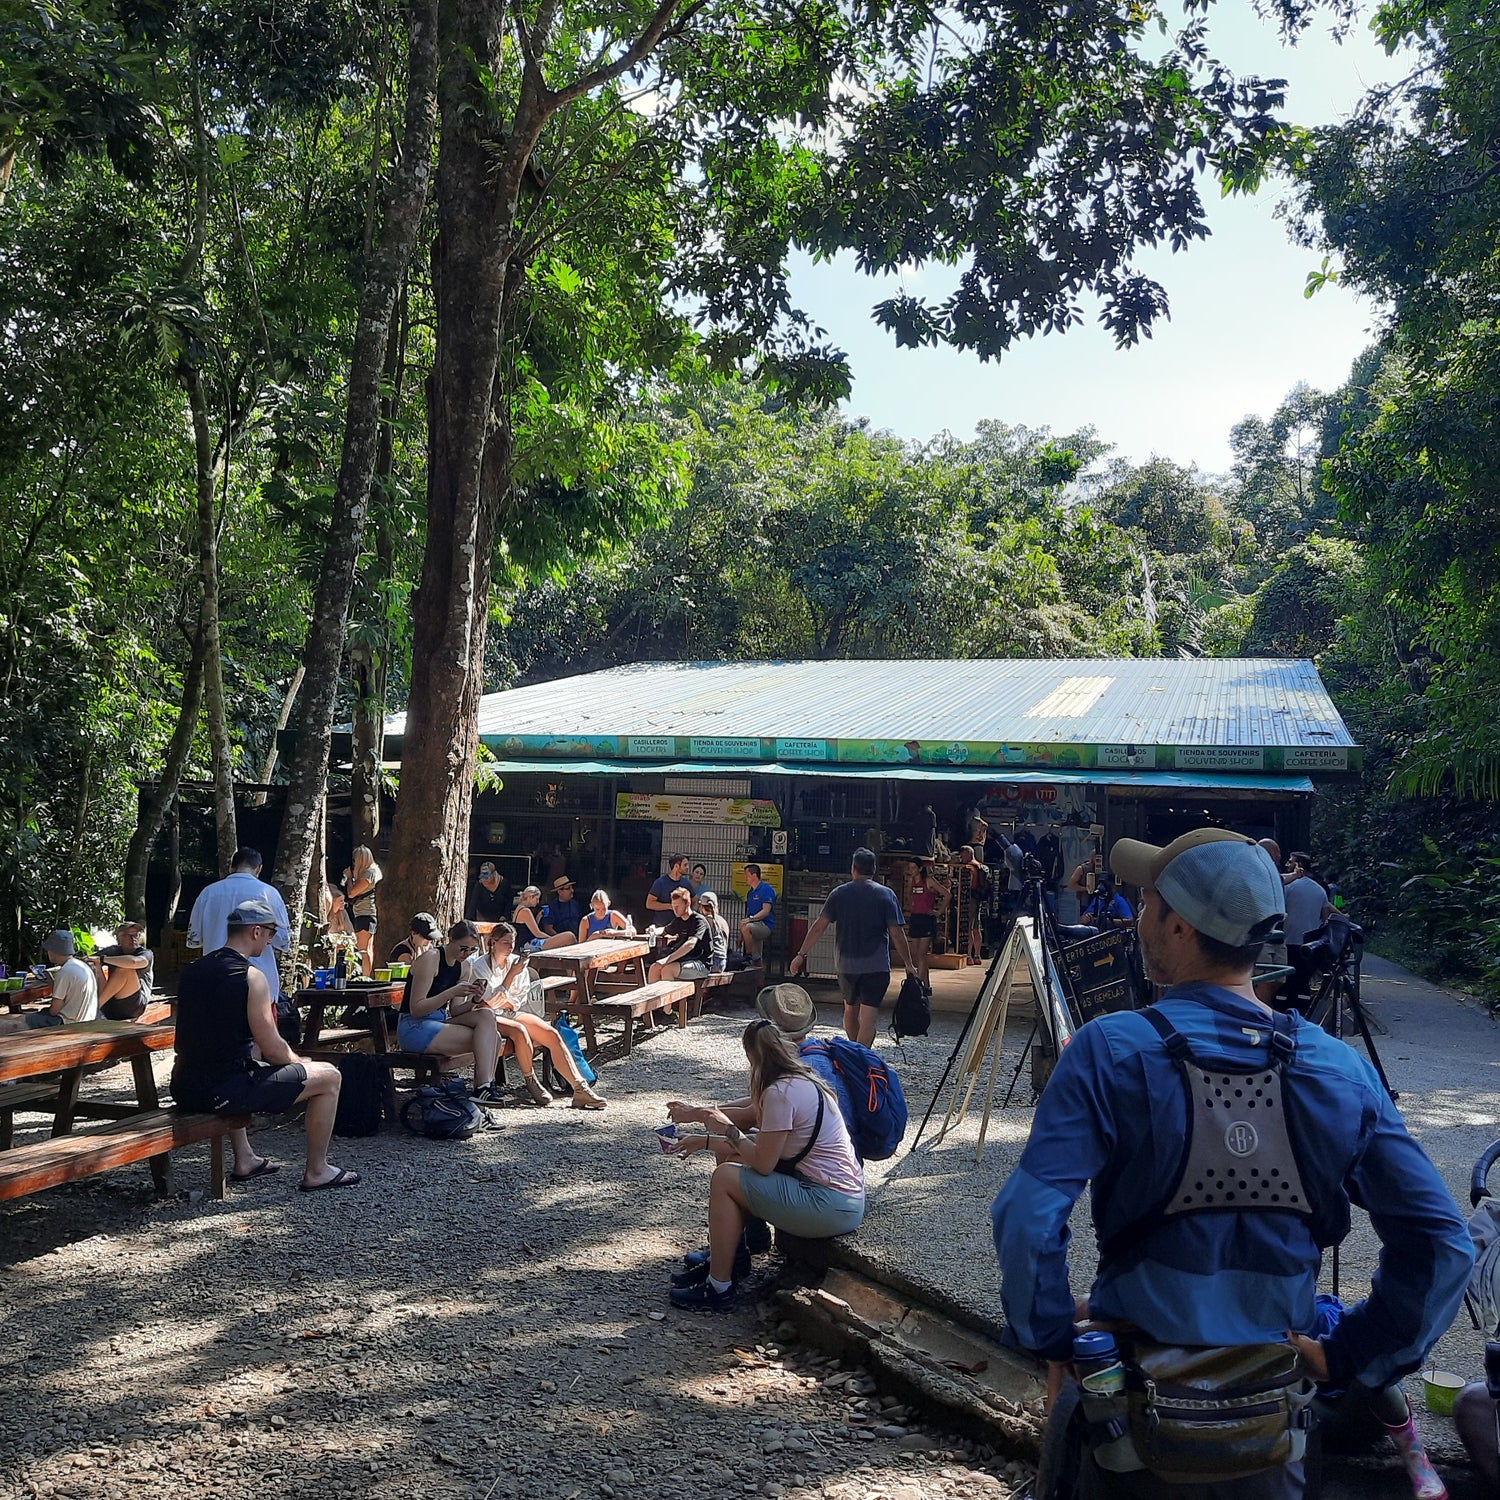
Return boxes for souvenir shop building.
[383,658,1358,975]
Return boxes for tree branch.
[547,0,690,110]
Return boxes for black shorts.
[908,913,937,940]
[174,1060,308,1116]
[838,971,891,1008]
[353,915,377,934]
[102,991,147,1022]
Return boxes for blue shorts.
[23,1011,65,1030]
[397,1010,449,1051]
[736,1168,865,1238]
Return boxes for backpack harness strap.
[1100,1004,1313,1262]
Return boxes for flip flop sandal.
[230,1158,280,1182]
[298,1167,362,1193]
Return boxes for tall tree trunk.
[124,621,207,922]
[270,0,440,921]
[349,295,405,852]
[378,0,515,932]
[380,0,682,929]
[184,361,238,873]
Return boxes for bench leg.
[620,1012,633,1057]
[676,998,689,1028]
[0,1109,12,1151]
[210,1133,227,1199]
[50,1068,83,1137]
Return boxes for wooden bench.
[690,970,735,1019]
[0,1081,63,1150]
[0,1109,250,1201]
[575,979,695,1055]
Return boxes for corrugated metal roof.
[386,658,1358,774]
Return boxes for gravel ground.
[1,955,1494,1500]
[0,1004,1029,1500]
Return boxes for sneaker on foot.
[669,1278,737,1312]
[471,1082,506,1103]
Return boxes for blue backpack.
[799,1038,908,1161]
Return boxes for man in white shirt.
[0,929,98,1033]
[187,846,291,996]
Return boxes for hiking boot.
[669,1278,737,1312]
[521,1073,552,1106]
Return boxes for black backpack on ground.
[891,974,931,1040]
[333,1053,387,1136]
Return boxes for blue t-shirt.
[543,897,582,934]
[1081,891,1134,926]
[991,984,1472,1389]
[822,878,904,975]
[745,880,776,930]
[649,873,692,905]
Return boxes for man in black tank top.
[171,898,361,1192]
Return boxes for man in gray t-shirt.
[790,848,918,1047]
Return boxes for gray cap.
[44,928,76,956]
[1111,829,1285,947]
[226,898,280,929]
[755,983,817,1040]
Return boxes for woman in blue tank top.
[583,889,632,941]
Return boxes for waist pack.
[1105,1339,1315,1482]
[801,1037,907,1160]
[399,1077,488,1140]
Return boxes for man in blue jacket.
[992,829,1472,1498]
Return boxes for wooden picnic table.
[0,1019,176,1170]
[528,937,652,1008]
[0,1019,246,1200]
[289,980,404,1052]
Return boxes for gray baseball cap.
[226,898,280,929]
[1111,829,1285,947]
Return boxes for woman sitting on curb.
[397,920,504,1103]
[663,1020,865,1311]
[473,924,607,1110]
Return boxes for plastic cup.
[1421,1368,1464,1415]
[374,967,392,983]
[313,970,328,990]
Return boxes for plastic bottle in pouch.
[1073,1330,1141,1472]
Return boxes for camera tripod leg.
[1345,982,1399,1102]
[1001,1019,1040,1109]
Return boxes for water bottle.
[1073,1331,1139,1471]
[334,949,348,990]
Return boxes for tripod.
[1303,918,1397,1103]
[999,872,1080,1108]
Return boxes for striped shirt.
[992,984,1473,1391]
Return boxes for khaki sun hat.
[755,982,817,1040]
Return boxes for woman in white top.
[472,924,606,1110]
[663,1020,864,1310]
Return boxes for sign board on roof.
[615,792,781,827]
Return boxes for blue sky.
[789,9,1400,474]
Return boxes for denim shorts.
[23,1011,64,1030]
[737,1168,865,1238]
[397,1010,449,1051]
